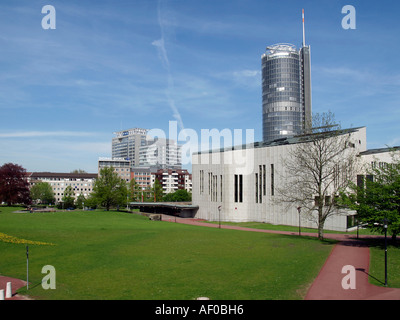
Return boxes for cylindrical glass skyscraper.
[261,43,311,142]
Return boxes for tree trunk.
[318,227,324,241]
[318,207,324,240]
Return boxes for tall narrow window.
[214,175,218,202]
[208,172,211,195]
[220,175,223,202]
[234,174,238,203]
[200,170,204,194]
[255,173,259,203]
[239,174,243,203]
[271,164,275,196]
[259,165,263,203]
[234,174,243,203]
[263,165,266,196]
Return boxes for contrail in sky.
[152,0,185,131]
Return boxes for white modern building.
[112,128,148,167]
[192,126,399,232]
[139,137,182,170]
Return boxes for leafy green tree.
[91,167,127,211]
[75,193,86,209]
[71,169,87,173]
[152,179,164,202]
[84,194,98,209]
[163,189,192,202]
[62,186,75,209]
[129,179,142,202]
[340,151,400,242]
[30,182,55,205]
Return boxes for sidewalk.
[0,276,29,300]
[162,215,400,300]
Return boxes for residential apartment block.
[153,169,192,194]
[98,157,131,183]
[28,172,98,204]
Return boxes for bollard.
[6,282,12,298]
[0,289,4,300]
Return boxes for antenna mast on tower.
[302,9,306,47]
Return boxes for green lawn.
[0,206,336,300]
[368,241,400,288]
[208,220,400,289]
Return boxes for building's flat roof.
[359,146,400,156]
[194,127,366,155]
[29,172,98,179]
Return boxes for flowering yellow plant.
[0,232,54,246]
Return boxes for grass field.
[0,206,336,300]
[207,220,400,289]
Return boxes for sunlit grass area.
[0,206,335,300]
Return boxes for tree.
[91,167,127,211]
[0,163,31,206]
[61,186,75,209]
[340,150,400,242]
[152,179,164,202]
[30,182,55,205]
[71,169,87,174]
[276,112,360,240]
[163,189,192,202]
[129,179,142,202]
[75,193,86,209]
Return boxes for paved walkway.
[162,215,400,300]
[0,276,29,300]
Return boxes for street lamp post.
[297,207,302,236]
[384,218,388,286]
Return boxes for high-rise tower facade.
[112,128,148,166]
[261,10,312,142]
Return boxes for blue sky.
[0,0,399,173]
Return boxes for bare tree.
[276,112,360,240]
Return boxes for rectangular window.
[208,173,211,195]
[201,170,204,194]
[220,175,223,202]
[239,174,243,203]
[315,196,321,207]
[325,196,331,206]
[263,165,266,196]
[234,174,243,203]
[214,175,218,202]
[255,173,259,203]
[356,175,364,189]
[234,174,238,203]
[270,164,275,196]
[259,165,263,204]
